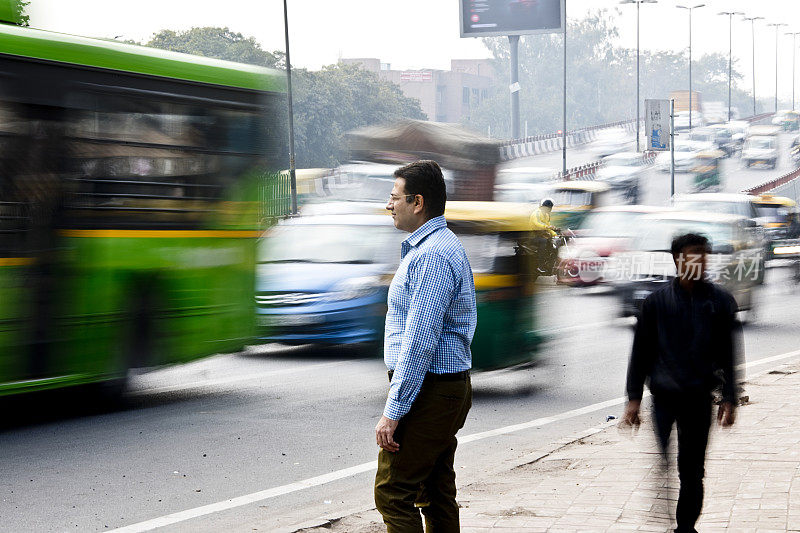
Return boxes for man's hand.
[375,416,400,452]
[717,401,735,427]
[622,399,641,427]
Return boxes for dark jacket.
[626,278,741,403]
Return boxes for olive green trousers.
[374,376,472,533]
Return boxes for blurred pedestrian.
[374,160,476,532]
[623,232,741,533]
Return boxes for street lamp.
[677,4,705,130]
[718,11,743,122]
[620,0,657,152]
[743,16,764,116]
[768,22,788,112]
[786,31,800,111]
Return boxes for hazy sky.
[26,0,800,101]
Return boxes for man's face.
[541,205,552,215]
[386,177,424,232]
[674,244,708,282]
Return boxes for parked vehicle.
[614,211,765,317]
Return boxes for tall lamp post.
[787,31,800,110]
[744,16,764,116]
[718,11,743,122]
[283,0,298,214]
[677,4,705,131]
[768,23,788,112]
[620,0,657,152]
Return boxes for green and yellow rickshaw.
[445,201,542,370]
[692,149,724,191]
[548,181,611,231]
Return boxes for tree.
[0,0,29,26]
[292,63,427,168]
[146,27,285,69]
[146,27,426,168]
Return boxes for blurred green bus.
[0,24,288,396]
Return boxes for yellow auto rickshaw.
[444,201,542,370]
[548,181,611,230]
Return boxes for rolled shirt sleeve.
[383,252,456,420]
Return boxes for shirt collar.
[404,216,447,248]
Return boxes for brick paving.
[301,363,800,532]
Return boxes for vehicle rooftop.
[673,192,754,203]
[552,181,611,192]
[593,205,672,214]
[640,210,749,224]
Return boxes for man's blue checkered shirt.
[383,215,476,420]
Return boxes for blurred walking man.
[624,233,741,533]
[375,160,476,532]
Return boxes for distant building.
[340,58,496,123]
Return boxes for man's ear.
[414,195,425,215]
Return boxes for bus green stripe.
[0,25,285,92]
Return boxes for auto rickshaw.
[548,181,611,230]
[781,110,800,131]
[752,194,800,259]
[692,149,724,191]
[444,201,542,370]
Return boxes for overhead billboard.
[459,0,565,38]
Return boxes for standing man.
[623,233,741,533]
[375,160,476,532]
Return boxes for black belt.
[387,370,469,382]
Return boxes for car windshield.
[553,190,592,207]
[746,138,775,150]
[673,200,742,216]
[635,220,734,251]
[578,211,647,238]
[754,203,789,222]
[259,224,400,264]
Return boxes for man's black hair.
[541,199,554,208]
[394,160,447,218]
[671,232,710,258]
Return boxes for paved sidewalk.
[301,362,800,532]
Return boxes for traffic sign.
[645,99,671,151]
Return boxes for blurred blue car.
[255,213,401,352]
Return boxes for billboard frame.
[458,0,566,38]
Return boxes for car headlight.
[327,276,382,301]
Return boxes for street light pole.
[744,16,764,116]
[718,11,743,122]
[677,4,705,131]
[768,23,788,112]
[787,32,800,111]
[282,0,298,215]
[620,0,657,152]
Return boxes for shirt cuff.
[383,396,408,421]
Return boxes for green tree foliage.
[292,64,427,168]
[146,27,285,69]
[145,27,426,168]
[466,10,765,139]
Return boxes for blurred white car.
[674,110,706,131]
[741,136,778,169]
[595,152,648,199]
[588,128,634,158]
[495,166,558,186]
[654,140,700,173]
[494,182,551,203]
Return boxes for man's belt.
[387,370,469,382]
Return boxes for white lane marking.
[128,360,349,395]
[109,347,800,533]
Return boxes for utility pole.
[620,0,658,151]
[283,0,298,214]
[718,11,743,121]
[509,35,521,139]
[787,32,800,111]
[768,23,788,112]
[677,4,705,131]
[744,16,764,116]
